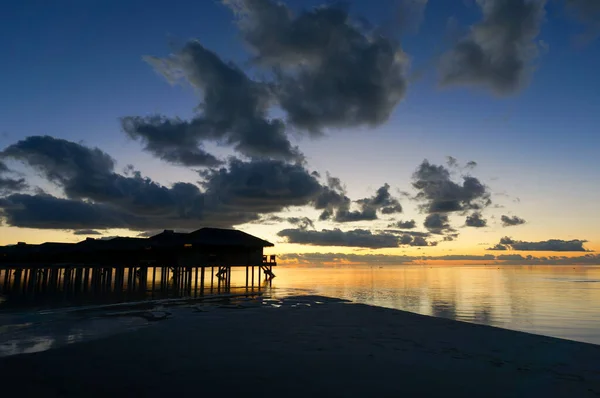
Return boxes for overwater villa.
[0,228,277,300]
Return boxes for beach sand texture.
[1,296,599,397]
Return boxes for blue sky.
[1,0,599,263]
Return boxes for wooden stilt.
[22,268,29,294]
[3,269,10,291]
[200,266,205,296]
[152,266,156,295]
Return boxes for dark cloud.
[465,212,487,227]
[250,215,285,225]
[226,0,410,133]
[442,233,459,242]
[389,219,417,229]
[277,228,403,248]
[501,215,526,226]
[566,0,600,41]
[123,40,302,165]
[446,156,458,167]
[0,176,27,194]
[0,136,334,230]
[280,252,416,265]
[500,236,514,245]
[409,235,430,247]
[394,230,436,247]
[200,157,323,214]
[73,229,102,235]
[412,159,491,213]
[424,213,454,234]
[2,136,210,218]
[385,229,431,238]
[326,183,402,222]
[333,207,377,223]
[488,236,590,252]
[493,253,600,265]
[357,184,403,214]
[2,136,115,196]
[488,243,508,251]
[287,216,314,230]
[439,0,546,94]
[121,116,223,167]
[465,160,477,168]
[0,194,132,230]
[281,251,600,266]
[312,173,351,220]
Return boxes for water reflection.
[267,265,600,345]
[0,315,149,357]
[0,265,270,312]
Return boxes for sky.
[1,0,599,266]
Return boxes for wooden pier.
[0,228,277,308]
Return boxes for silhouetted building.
[0,227,275,267]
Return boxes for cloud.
[0,194,133,230]
[446,156,458,167]
[279,252,417,265]
[280,252,600,266]
[389,219,417,229]
[286,216,315,230]
[137,230,163,237]
[199,157,323,214]
[424,213,454,234]
[412,160,491,213]
[488,236,590,252]
[566,0,600,42]
[333,183,402,222]
[0,156,33,194]
[225,0,410,133]
[312,173,351,220]
[0,171,27,194]
[465,212,487,227]
[501,214,526,226]
[408,235,430,246]
[123,40,302,165]
[439,0,546,94]
[385,229,431,238]
[395,0,429,34]
[72,229,102,235]
[2,136,210,219]
[357,183,403,214]
[278,228,408,248]
[121,116,223,167]
[0,136,333,230]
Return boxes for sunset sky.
[1,0,599,265]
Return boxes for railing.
[262,255,276,264]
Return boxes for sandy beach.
[0,295,599,397]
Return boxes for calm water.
[1,264,599,356]
[266,265,600,345]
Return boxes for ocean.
[266,265,600,345]
[1,264,599,357]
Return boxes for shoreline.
[1,295,599,397]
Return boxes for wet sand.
[0,295,599,397]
